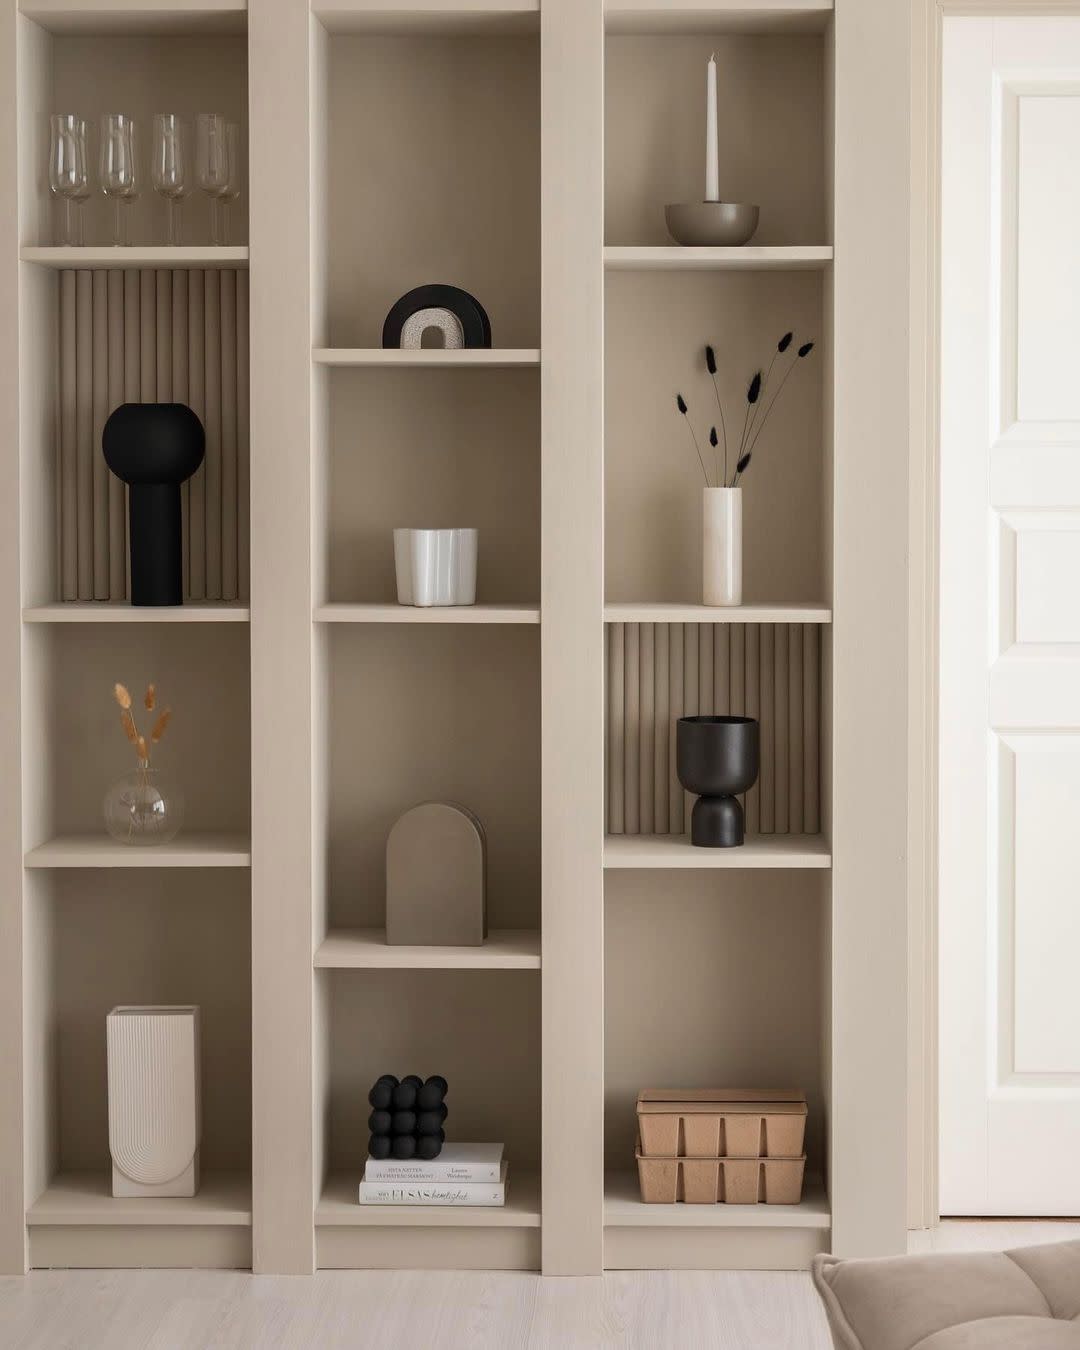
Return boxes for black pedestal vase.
[676,715,760,847]
[102,403,205,606]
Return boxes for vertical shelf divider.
[248,0,317,1275]
[540,0,606,1276]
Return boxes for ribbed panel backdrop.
[57,269,251,603]
[605,622,821,836]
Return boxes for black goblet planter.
[102,403,205,606]
[676,715,760,847]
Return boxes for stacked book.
[358,1143,508,1207]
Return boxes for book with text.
[363,1142,505,1185]
[358,1162,508,1206]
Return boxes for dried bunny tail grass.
[151,709,172,744]
[114,683,132,711]
[136,735,149,763]
[144,684,156,712]
[120,709,139,745]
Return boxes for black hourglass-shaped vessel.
[676,715,760,847]
[103,403,205,606]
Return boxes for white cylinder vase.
[702,487,742,606]
[394,528,478,607]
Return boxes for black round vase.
[102,403,205,606]
[676,715,760,847]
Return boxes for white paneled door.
[940,17,1080,1216]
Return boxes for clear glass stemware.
[196,112,230,246]
[152,113,189,247]
[219,122,242,248]
[100,113,139,247]
[49,114,90,246]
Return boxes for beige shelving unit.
[1,0,910,1277]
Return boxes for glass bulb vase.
[104,764,184,846]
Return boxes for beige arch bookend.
[386,803,487,947]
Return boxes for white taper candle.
[706,53,719,202]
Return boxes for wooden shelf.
[604,1170,829,1229]
[25,834,252,869]
[604,1,832,35]
[604,603,831,624]
[21,246,249,268]
[315,603,540,624]
[27,1171,252,1227]
[313,348,540,368]
[23,603,250,623]
[604,835,831,869]
[311,0,539,36]
[317,1170,540,1228]
[315,928,540,970]
[604,246,833,271]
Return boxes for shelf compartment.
[25,833,251,868]
[316,928,540,969]
[314,348,540,367]
[603,1171,829,1270]
[24,603,250,623]
[26,1172,251,1270]
[317,1169,539,1227]
[604,246,832,271]
[312,0,539,36]
[605,835,829,868]
[323,31,538,348]
[21,246,249,268]
[604,2,833,36]
[604,603,830,624]
[27,1170,251,1226]
[316,603,539,624]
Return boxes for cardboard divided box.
[636,1150,807,1205]
[636,1088,808,1159]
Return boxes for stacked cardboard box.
[635,1088,808,1205]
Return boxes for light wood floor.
[2,1224,1078,1350]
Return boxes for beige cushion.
[812,1242,1080,1350]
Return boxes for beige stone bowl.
[665,201,760,246]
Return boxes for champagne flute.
[100,113,139,247]
[196,113,229,246]
[49,114,90,246]
[152,114,190,247]
[218,122,242,247]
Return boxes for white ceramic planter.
[107,1005,201,1198]
[394,528,478,607]
[702,487,742,606]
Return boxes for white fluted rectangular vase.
[703,487,742,606]
[107,1005,201,1198]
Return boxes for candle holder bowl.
[665,202,759,247]
[676,715,760,847]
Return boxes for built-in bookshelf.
[1,0,910,1276]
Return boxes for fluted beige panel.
[74,270,93,599]
[172,271,190,597]
[639,622,654,835]
[220,270,238,602]
[236,271,250,602]
[58,271,77,601]
[106,271,125,598]
[122,271,139,597]
[188,270,206,600]
[53,269,249,603]
[623,623,639,835]
[605,622,822,837]
[91,271,108,600]
[667,622,684,835]
[204,269,222,600]
[774,624,789,834]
